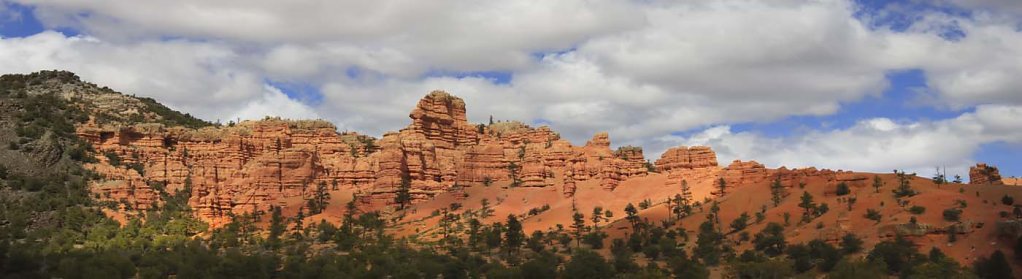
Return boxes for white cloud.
[229,86,320,121]
[661,104,1022,177]
[0,31,311,122]
[2,0,1021,174]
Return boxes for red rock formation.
[721,160,771,186]
[76,91,704,224]
[562,172,576,197]
[407,91,479,149]
[970,163,1003,185]
[655,146,718,173]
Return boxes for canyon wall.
[80,91,652,225]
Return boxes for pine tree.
[625,203,641,232]
[717,177,727,196]
[395,173,412,210]
[504,214,524,257]
[799,191,816,221]
[770,176,784,207]
[571,211,586,247]
[681,179,693,215]
[592,206,604,231]
[267,206,285,250]
[873,175,883,193]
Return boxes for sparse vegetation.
[835,182,850,196]
[943,208,962,222]
[866,209,882,223]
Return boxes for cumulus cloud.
[0,31,315,122]
[2,0,1021,174]
[659,104,1022,177]
[229,86,320,121]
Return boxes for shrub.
[1003,195,1015,206]
[835,182,850,196]
[865,209,882,223]
[104,151,122,166]
[909,206,926,215]
[943,208,962,222]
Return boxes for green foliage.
[909,205,926,215]
[503,214,524,257]
[835,182,850,196]
[571,211,586,247]
[968,248,1009,275]
[668,254,709,279]
[306,181,331,214]
[1002,195,1014,206]
[104,151,122,166]
[943,208,962,222]
[770,177,784,207]
[828,258,888,279]
[865,209,882,223]
[695,218,723,266]
[563,249,613,279]
[753,222,786,257]
[638,199,652,210]
[893,170,918,198]
[507,162,521,187]
[867,235,923,275]
[730,257,795,278]
[840,233,863,254]
[394,173,412,210]
[730,212,750,232]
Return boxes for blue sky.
[1,0,1020,178]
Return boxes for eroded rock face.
[78,91,663,224]
[408,91,479,149]
[970,163,1003,185]
[79,119,376,225]
[655,146,718,173]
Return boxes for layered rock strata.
[80,90,656,224]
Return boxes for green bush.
[943,208,962,222]
[865,209,882,223]
[104,151,122,166]
[909,206,926,215]
[835,182,850,196]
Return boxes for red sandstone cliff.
[80,90,660,225]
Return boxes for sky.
[1,0,1020,179]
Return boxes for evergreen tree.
[625,203,641,232]
[730,212,750,232]
[681,179,693,213]
[267,206,285,250]
[753,222,786,257]
[974,250,1013,279]
[563,249,613,279]
[504,214,524,258]
[591,206,604,231]
[835,182,850,196]
[770,177,784,207]
[799,191,816,221]
[695,212,724,266]
[893,170,917,198]
[718,177,727,196]
[571,211,586,247]
[394,173,412,210]
[873,175,883,193]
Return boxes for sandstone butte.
[78,90,880,226]
[69,86,1022,266]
